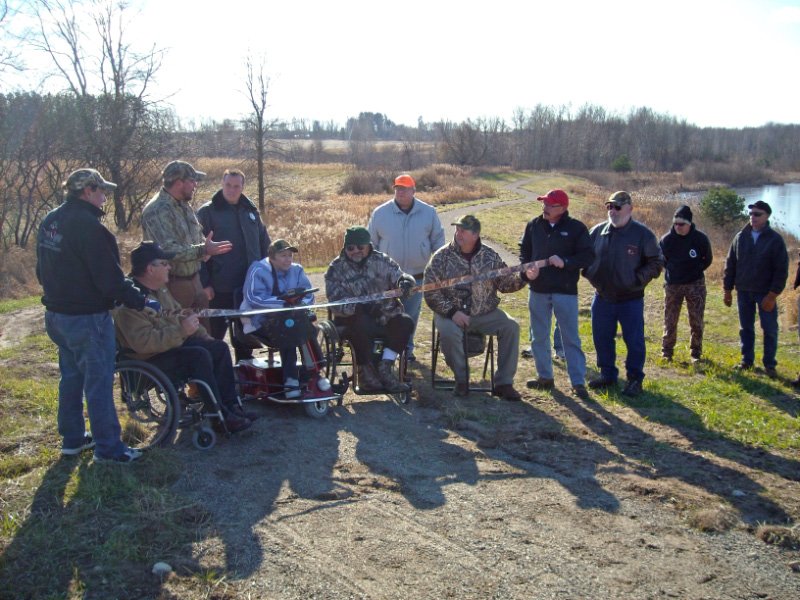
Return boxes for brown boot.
[376,359,410,392]
[357,363,382,392]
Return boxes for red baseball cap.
[537,189,569,207]
[393,174,415,188]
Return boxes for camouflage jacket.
[424,240,525,318]
[113,279,209,361]
[141,189,206,277]
[324,247,408,325]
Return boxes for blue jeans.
[529,291,585,385]
[45,311,125,459]
[736,290,779,368]
[591,294,646,383]
[400,278,423,355]
[528,318,563,352]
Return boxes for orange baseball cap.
[393,174,415,188]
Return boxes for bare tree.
[244,54,278,214]
[0,0,26,76]
[29,0,174,230]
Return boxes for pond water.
[679,183,800,239]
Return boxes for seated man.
[114,241,252,432]
[240,239,328,398]
[424,215,526,400]
[324,226,415,392]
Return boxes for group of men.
[36,162,795,464]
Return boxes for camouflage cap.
[63,169,117,193]
[268,239,299,258]
[607,190,632,206]
[451,214,481,233]
[162,160,206,185]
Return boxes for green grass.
[0,296,39,314]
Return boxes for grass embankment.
[1,169,799,597]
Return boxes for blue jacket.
[240,259,313,333]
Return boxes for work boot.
[621,379,643,397]
[492,384,522,401]
[357,363,383,392]
[526,377,555,390]
[453,382,469,397]
[376,359,410,392]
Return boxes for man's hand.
[761,291,778,312]
[548,255,565,269]
[723,289,733,307]
[180,313,200,336]
[524,264,540,281]
[204,230,233,256]
[398,274,416,299]
[452,310,470,329]
[203,286,215,301]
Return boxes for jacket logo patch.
[626,245,639,257]
[560,231,569,236]
[249,212,256,221]
[689,249,697,258]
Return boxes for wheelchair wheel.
[113,360,180,450]
[192,427,216,450]
[315,320,343,387]
[304,399,330,419]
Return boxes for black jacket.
[659,224,713,285]
[36,197,145,314]
[519,212,594,295]
[197,191,270,293]
[723,223,788,294]
[583,218,664,302]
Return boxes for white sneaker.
[284,377,302,399]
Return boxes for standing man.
[424,215,526,400]
[368,174,445,361]
[197,169,270,360]
[659,205,713,363]
[723,200,788,377]
[141,161,232,312]
[520,189,594,399]
[583,191,664,397]
[37,169,147,464]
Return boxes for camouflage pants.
[662,281,706,359]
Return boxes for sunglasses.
[605,203,625,211]
[673,221,690,227]
[345,244,368,252]
[749,211,765,217]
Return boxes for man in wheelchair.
[239,239,329,398]
[424,215,526,400]
[325,226,415,393]
[114,241,253,433]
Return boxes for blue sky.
[13,0,800,128]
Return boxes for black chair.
[430,318,496,393]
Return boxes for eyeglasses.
[749,211,765,217]
[605,203,625,211]
[345,244,368,252]
[150,260,170,267]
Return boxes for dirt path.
[5,178,800,598]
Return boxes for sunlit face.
[82,185,107,209]
[542,202,566,224]
[270,249,294,272]
[605,202,632,227]
[148,259,171,286]
[393,185,415,210]
[176,178,198,202]
[344,244,370,262]
[672,219,691,236]
[454,226,479,252]
[222,174,244,204]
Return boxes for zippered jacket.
[519,212,594,295]
[659,224,712,285]
[36,198,145,314]
[583,219,664,302]
[723,223,788,294]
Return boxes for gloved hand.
[723,289,732,307]
[398,274,416,299]
[760,291,778,312]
